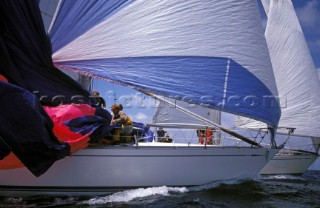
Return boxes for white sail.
[238,0,320,175]
[152,97,221,128]
[237,0,320,138]
[234,116,267,130]
[260,0,270,16]
[266,0,320,137]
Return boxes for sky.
[293,0,320,70]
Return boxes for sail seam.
[221,58,230,108]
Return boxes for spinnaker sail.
[50,0,280,127]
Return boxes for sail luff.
[260,0,270,16]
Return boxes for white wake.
[80,186,188,205]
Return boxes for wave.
[80,178,249,205]
[80,186,188,205]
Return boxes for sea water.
[1,170,319,208]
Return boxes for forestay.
[50,0,280,127]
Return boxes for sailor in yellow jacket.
[110,104,133,144]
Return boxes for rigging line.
[48,0,63,34]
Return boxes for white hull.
[0,143,279,196]
[260,153,319,175]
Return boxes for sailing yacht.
[0,0,281,195]
[260,0,320,175]
[237,0,320,175]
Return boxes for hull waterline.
[0,144,279,196]
[260,153,319,175]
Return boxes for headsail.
[266,0,320,138]
[50,0,280,127]
[238,0,320,139]
[151,96,221,128]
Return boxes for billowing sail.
[237,0,320,138]
[50,0,280,127]
[152,97,221,128]
[0,81,70,176]
[266,0,320,137]
[39,0,92,92]
[0,0,110,176]
[0,0,89,105]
